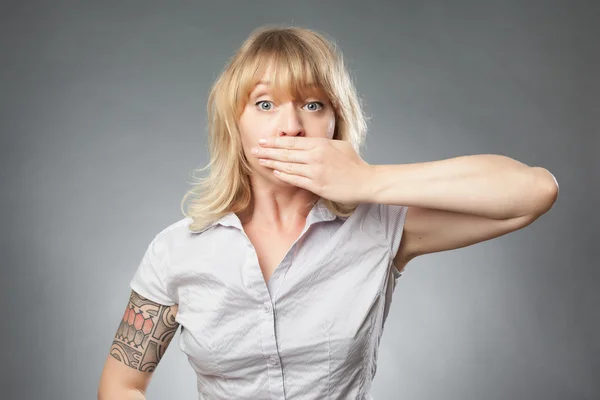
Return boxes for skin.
[108,291,179,371]
[236,66,337,233]
[98,291,180,397]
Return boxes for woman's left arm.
[366,154,559,264]
[252,138,558,264]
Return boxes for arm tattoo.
[109,291,180,372]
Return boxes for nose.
[278,103,304,137]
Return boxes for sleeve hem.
[130,280,176,306]
[391,265,403,279]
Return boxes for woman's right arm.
[98,290,180,399]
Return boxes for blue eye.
[256,101,273,111]
[303,101,324,111]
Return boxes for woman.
[98,25,558,399]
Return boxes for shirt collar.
[188,197,341,234]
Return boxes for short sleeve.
[129,234,176,306]
[378,203,409,258]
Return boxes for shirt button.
[268,355,279,365]
[263,303,271,313]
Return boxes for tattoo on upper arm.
[109,291,180,372]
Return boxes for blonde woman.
[98,25,558,399]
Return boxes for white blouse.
[130,198,408,399]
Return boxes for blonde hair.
[181,25,369,232]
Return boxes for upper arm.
[394,206,539,266]
[98,289,180,396]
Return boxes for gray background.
[1,1,598,399]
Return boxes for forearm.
[366,154,558,220]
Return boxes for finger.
[273,169,313,189]
[259,136,317,150]
[259,159,312,178]
[259,148,309,163]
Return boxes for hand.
[250,136,374,204]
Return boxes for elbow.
[531,167,559,217]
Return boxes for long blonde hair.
[181,25,369,232]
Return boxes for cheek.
[307,112,336,138]
[239,108,274,137]
[238,115,262,146]
[240,127,264,151]
[318,112,336,139]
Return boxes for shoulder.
[340,203,408,245]
[343,202,408,226]
[367,203,409,251]
[155,216,193,237]
[367,203,409,227]
[150,216,196,252]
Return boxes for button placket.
[263,302,272,313]
[258,299,285,398]
[268,355,279,365]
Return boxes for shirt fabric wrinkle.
[129,198,408,399]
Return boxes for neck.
[238,185,319,233]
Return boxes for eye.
[303,101,324,111]
[255,100,274,111]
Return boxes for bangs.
[236,39,336,110]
